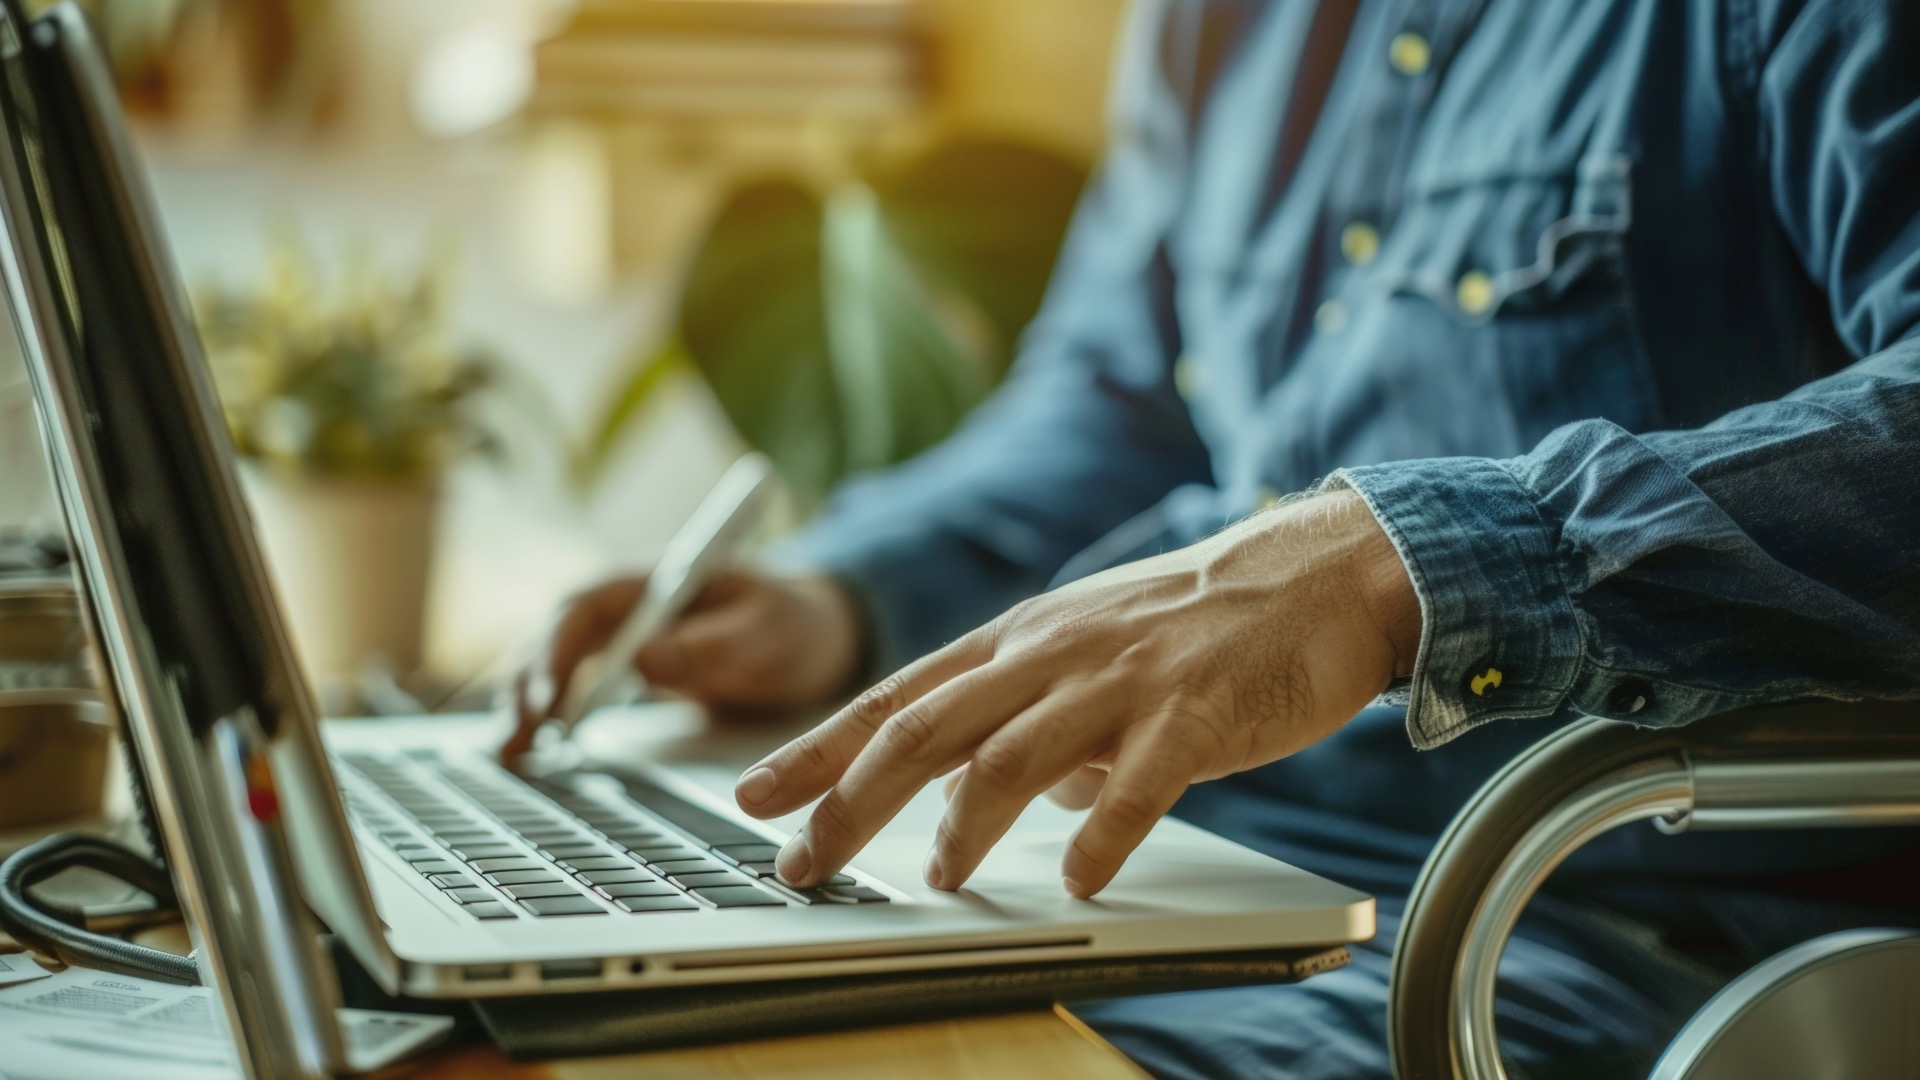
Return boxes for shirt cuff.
[1326,458,1587,750]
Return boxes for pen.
[550,452,777,736]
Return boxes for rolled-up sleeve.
[1340,349,1920,748]
[1336,0,1920,749]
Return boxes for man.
[511,1,1920,1075]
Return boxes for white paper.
[0,966,453,1079]
[0,954,50,987]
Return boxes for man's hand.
[500,571,864,759]
[732,491,1420,898]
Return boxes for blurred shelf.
[532,0,929,120]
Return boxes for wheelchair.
[1388,699,1920,1079]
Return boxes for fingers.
[500,577,647,761]
[738,632,994,821]
[771,662,1046,888]
[924,681,1124,891]
[1045,764,1108,810]
[956,766,1108,813]
[634,596,767,696]
[1060,721,1209,898]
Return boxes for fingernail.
[777,834,813,885]
[923,850,945,890]
[736,766,777,807]
[1063,876,1089,899]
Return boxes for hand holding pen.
[500,454,865,761]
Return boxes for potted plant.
[196,234,501,685]
[572,137,1088,508]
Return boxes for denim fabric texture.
[771,0,1920,1074]
[777,0,1920,765]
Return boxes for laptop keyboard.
[336,750,888,919]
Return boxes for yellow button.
[1314,299,1349,336]
[1389,33,1431,76]
[1256,486,1283,511]
[1455,270,1496,316]
[1339,221,1380,266]
[1173,353,1205,400]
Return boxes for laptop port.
[461,965,512,982]
[540,958,603,981]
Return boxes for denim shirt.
[778,0,1920,757]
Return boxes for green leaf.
[569,336,694,491]
[680,178,844,505]
[577,138,1086,510]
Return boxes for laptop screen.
[0,3,285,736]
[0,0,399,1021]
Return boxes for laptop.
[0,0,1369,1029]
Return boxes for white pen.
[549,452,777,737]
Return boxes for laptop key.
[628,846,697,863]
[408,861,464,876]
[520,830,594,845]
[463,902,517,920]
[470,857,547,873]
[499,882,585,900]
[596,881,680,899]
[713,844,782,865]
[521,896,608,917]
[452,845,524,861]
[602,831,670,848]
[543,843,621,860]
[651,858,729,876]
[670,871,750,890]
[816,886,889,904]
[563,856,637,872]
[601,772,765,848]
[435,830,503,845]
[615,894,700,913]
[445,887,497,904]
[391,845,440,860]
[484,870,565,886]
[693,886,786,908]
[575,868,654,886]
[766,870,856,887]
[427,873,476,890]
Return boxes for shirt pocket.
[1367,155,1664,440]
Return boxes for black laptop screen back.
[0,3,270,734]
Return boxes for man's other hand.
[500,571,863,760]
[733,491,1420,898]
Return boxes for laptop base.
[472,944,1350,1058]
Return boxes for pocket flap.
[1374,155,1632,322]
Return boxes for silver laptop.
[0,0,1369,1023]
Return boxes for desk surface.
[413,1007,1145,1079]
[0,933,1143,1079]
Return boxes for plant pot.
[241,468,440,684]
[0,577,112,830]
[0,691,112,829]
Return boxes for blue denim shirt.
[779,0,1920,764]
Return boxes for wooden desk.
[2,928,1144,1080]
[415,1007,1146,1079]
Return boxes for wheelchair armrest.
[1386,699,1920,1080]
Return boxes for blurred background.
[0,0,1125,717]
